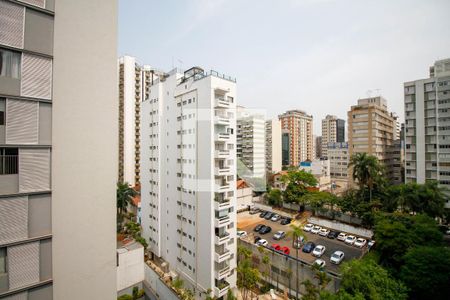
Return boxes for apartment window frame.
[0,148,19,175]
[0,48,21,79]
[0,98,5,125]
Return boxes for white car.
[337,233,347,241]
[354,238,367,248]
[344,235,357,245]
[314,259,326,268]
[311,225,322,234]
[312,245,326,257]
[256,239,268,246]
[303,223,314,232]
[271,214,281,222]
[330,251,345,264]
[237,230,247,238]
[273,231,286,240]
[318,228,330,237]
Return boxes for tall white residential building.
[236,107,265,178]
[328,142,349,181]
[141,67,237,297]
[265,118,282,173]
[118,56,153,185]
[321,115,345,158]
[405,58,450,201]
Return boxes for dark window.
[0,148,18,175]
[0,48,21,79]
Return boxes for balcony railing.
[0,155,18,175]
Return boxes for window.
[0,98,4,125]
[0,48,21,79]
[0,148,18,175]
[0,248,6,275]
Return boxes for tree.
[267,188,283,207]
[301,279,319,300]
[338,259,408,300]
[311,263,330,291]
[117,182,137,216]
[117,286,145,300]
[237,259,260,300]
[400,246,450,300]
[349,153,384,202]
[226,289,237,300]
[288,224,306,300]
[282,170,318,204]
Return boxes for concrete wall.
[309,217,373,238]
[144,264,179,300]
[117,245,145,292]
[52,0,117,299]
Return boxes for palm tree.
[349,152,382,202]
[288,224,307,300]
[311,263,330,292]
[117,182,137,216]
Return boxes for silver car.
[273,231,286,240]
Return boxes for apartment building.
[321,115,345,158]
[328,142,349,181]
[282,130,290,167]
[315,136,322,159]
[237,107,265,178]
[348,96,398,183]
[279,110,313,166]
[299,159,331,191]
[118,56,153,185]
[141,67,237,298]
[404,58,450,197]
[0,0,117,299]
[265,118,282,174]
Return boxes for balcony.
[214,280,230,298]
[215,133,230,142]
[215,264,231,280]
[214,115,230,126]
[215,166,232,176]
[215,246,231,263]
[215,216,231,228]
[214,149,230,159]
[215,231,231,245]
[215,182,231,192]
[215,97,231,108]
[215,198,231,211]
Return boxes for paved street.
[238,211,366,274]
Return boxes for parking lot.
[238,211,366,273]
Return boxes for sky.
[119,0,450,135]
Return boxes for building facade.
[236,107,265,178]
[118,56,153,186]
[321,115,345,158]
[315,136,322,159]
[1,0,117,299]
[328,142,349,181]
[282,130,290,167]
[404,58,450,199]
[265,118,282,174]
[279,110,313,166]
[348,96,398,183]
[141,67,237,298]
[299,159,331,191]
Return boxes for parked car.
[265,212,275,220]
[303,223,314,232]
[368,240,376,250]
[311,225,322,234]
[254,236,262,243]
[259,225,272,234]
[337,232,347,241]
[354,238,367,248]
[312,245,326,257]
[259,211,268,218]
[344,235,357,245]
[281,246,290,255]
[271,244,281,251]
[273,231,286,240]
[271,214,282,222]
[302,242,316,253]
[254,224,264,232]
[314,259,326,269]
[318,228,330,237]
[327,231,339,239]
[330,251,345,264]
[237,230,247,238]
[280,218,292,225]
[249,208,260,215]
[256,239,268,246]
[293,236,305,249]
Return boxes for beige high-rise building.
[321,115,345,158]
[279,110,313,166]
[348,96,398,183]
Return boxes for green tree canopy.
[400,246,450,300]
[349,153,385,201]
[117,182,137,216]
[267,188,282,207]
[282,170,318,203]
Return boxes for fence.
[238,239,341,298]
[308,217,373,238]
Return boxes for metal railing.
[0,155,18,175]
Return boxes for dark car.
[264,212,274,220]
[254,236,262,243]
[327,231,339,239]
[259,211,268,218]
[280,218,292,225]
[259,225,272,234]
[302,242,316,253]
[254,224,264,232]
